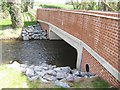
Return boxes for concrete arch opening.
[48,30,78,69]
[48,26,83,70]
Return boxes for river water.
[0,40,77,68]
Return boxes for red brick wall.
[37,9,120,87]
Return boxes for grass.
[0,18,12,29]
[41,4,74,10]
[0,19,36,29]
[71,77,110,88]
[0,65,40,88]
[24,21,37,27]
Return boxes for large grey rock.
[42,66,49,70]
[34,30,40,34]
[26,68,35,77]
[34,66,42,71]
[23,36,29,40]
[28,75,39,81]
[54,66,71,73]
[54,81,70,88]
[36,71,45,77]
[54,67,61,72]
[56,72,67,80]
[41,63,48,67]
[39,77,49,83]
[43,74,57,81]
[22,33,26,36]
[22,30,26,34]
[60,66,71,73]
[66,74,74,82]
[47,70,57,76]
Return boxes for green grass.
[0,65,40,88]
[72,77,110,88]
[0,18,12,28]
[0,19,36,29]
[24,21,36,27]
[41,4,74,10]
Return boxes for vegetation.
[71,77,110,88]
[67,0,120,12]
[40,4,73,10]
[0,65,40,88]
[7,1,24,28]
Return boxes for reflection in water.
[1,40,77,68]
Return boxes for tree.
[21,0,34,12]
[0,0,9,19]
[7,0,24,28]
[70,0,118,11]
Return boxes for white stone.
[60,66,71,73]
[23,36,29,40]
[39,77,49,83]
[54,81,70,88]
[22,31,26,34]
[28,75,39,81]
[34,30,40,33]
[34,66,42,71]
[26,68,35,77]
[54,66,71,73]
[43,74,57,81]
[22,34,26,36]
[42,66,49,70]
[41,63,48,67]
[47,70,57,76]
[56,72,67,80]
[54,67,61,72]
[66,74,74,82]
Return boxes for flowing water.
[0,40,77,68]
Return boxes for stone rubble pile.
[8,61,96,88]
[22,25,48,40]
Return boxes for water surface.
[1,40,77,68]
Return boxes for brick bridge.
[37,8,120,87]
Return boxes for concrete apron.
[38,20,120,82]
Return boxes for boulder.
[47,70,57,76]
[28,75,39,81]
[54,66,71,73]
[56,72,67,80]
[54,81,70,88]
[34,66,42,71]
[66,74,74,82]
[26,68,35,77]
[23,36,29,40]
[39,77,49,83]
[43,74,57,81]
